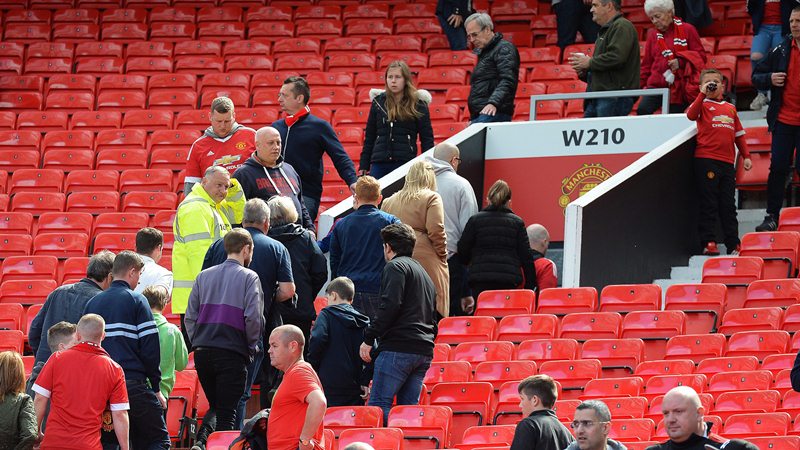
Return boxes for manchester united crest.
[559,163,613,212]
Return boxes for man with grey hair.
[203,198,295,426]
[84,250,169,449]
[465,12,520,124]
[568,0,640,117]
[267,195,328,355]
[184,96,256,193]
[234,126,315,232]
[566,400,625,450]
[527,224,558,291]
[427,142,478,315]
[553,0,599,50]
[343,443,375,450]
[30,250,115,365]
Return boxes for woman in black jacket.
[458,179,536,304]
[266,195,328,352]
[359,60,435,179]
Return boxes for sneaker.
[750,92,769,111]
[703,242,720,256]
[729,244,741,256]
[755,214,778,232]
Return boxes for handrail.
[529,87,671,120]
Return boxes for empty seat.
[722,412,790,438]
[580,338,646,376]
[581,376,644,400]
[717,307,782,335]
[96,149,148,171]
[711,389,780,421]
[633,359,696,383]
[473,360,537,390]
[452,341,514,370]
[0,234,32,258]
[456,425,517,450]
[429,382,493,443]
[323,405,383,438]
[664,334,726,364]
[119,169,173,193]
[45,92,94,113]
[725,330,790,361]
[66,191,119,214]
[761,353,796,375]
[338,428,403,450]
[435,316,496,345]
[9,169,64,195]
[782,304,800,332]
[538,359,602,400]
[701,256,764,311]
[417,68,468,91]
[0,330,25,352]
[424,361,471,387]
[536,287,597,315]
[16,111,68,131]
[495,314,558,343]
[0,303,25,331]
[0,213,34,235]
[739,231,800,278]
[746,436,800,450]
[71,110,121,130]
[93,212,149,237]
[707,370,773,395]
[0,255,58,284]
[122,192,178,215]
[41,130,95,153]
[621,310,686,361]
[93,232,137,253]
[594,396,648,419]
[37,212,93,235]
[695,356,760,379]
[11,192,66,215]
[599,284,661,313]
[516,338,579,362]
[560,312,622,340]
[64,170,118,193]
[643,374,707,401]
[745,278,800,308]
[474,289,535,318]
[387,405,452,450]
[664,283,726,334]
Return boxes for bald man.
[342,443,375,450]
[527,224,557,291]
[267,325,327,450]
[428,142,479,315]
[645,386,758,450]
[233,126,315,232]
[33,314,130,450]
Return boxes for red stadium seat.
[621,310,686,361]
[0,234,32,258]
[41,147,94,170]
[495,314,558,343]
[8,169,62,196]
[595,396,648,419]
[272,38,321,57]
[101,23,148,43]
[722,412,790,438]
[93,232,137,253]
[0,330,25,351]
[122,192,178,215]
[205,431,238,450]
[296,20,342,39]
[435,316,496,345]
[327,53,376,73]
[45,92,94,114]
[75,41,123,64]
[539,359,602,399]
[64,170,118,193]
[70,111,121,130]
[580,338,645,376]
[5,24,51,43]
[644,374,707,402]
[702,256,764,311]
[61,257,89,283]
[417,68,468,91]
[41,130,95,154]
[33,233,89,258]
[324,37,372,58]
[394,18,441,37]
[66,191,120,214]
[695,356,759,379]
[456,425,517,450]
[708,370,773,396]
[275,55,324,73]
[711,389,780,421]
[0,255,58,284]
[739,231,800,278]
[429,382,493,442]
[247,21,294,40]
[16,111,68,132]
[664,283,726,334]
[664,334,726,364]
[295,5,341,21]
[93,212,149,237]
[599,284,661,313]
[424,361,471,388]
[781,304,800,332]
[536,287,598,315]
[12,192,66,215]
[516,338,579,362]
[473,360,537,390]
[452,341,514,370]
[387,405,452,450]
[761,353,796,376]
[0,150,39,172]
[560,312,622,340]
[96,128,149,152]
[717,307,782,335]
[0,213,33,235]
[37,212,93,235]
[96,149,148,171]
[323,406,383,438]
[746,436,800,450]
[432,122,467,141]
[725,330,790,361]
[745,278,800,308]
[474,289,535,318]
[121,110,173,131]
[0,304,25,331]
[119,169,174,193]
[149,130,199,154]
[338,428,403,450]
[150,23,197,42]
[222,40,270,59]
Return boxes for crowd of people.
[1,1,798,449]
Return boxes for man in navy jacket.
[273,76,358,221]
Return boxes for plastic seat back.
[0,212,34,235]
[745,278,800,308]
[538,359,602,399]
[739,231,800,278]
[338,428,403,450]
[725,330,790,361]
[1,256,58,283]
[622,310,686,360]
[0,280,57,305]
[712,389,780,421]
[722,412,790,438]
[423,361,471,389]
[474,289,535,318]
[708,370,774,395]
[536,287,598,315]
[451,341,514,370]
[582,376,644,399]
[599,284,661,313]
[456,425,516,450]
[643,374,707,401]
[664,334,726,364]
[435,316,496,345]
[695,356,759,379]
[634,359,695,384]
[516,338,579,362]
[560,312,622,341]
[717,307,782,335]
[323,405,383,438]
[580,338,645,376]
[608,418,655,442]
[429,382,493,444]
[496,314,558,343]
[473,360,537,390]
[387,405,452,450]
[701,256,763,311]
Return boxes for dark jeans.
[352,291,381,323]
[553,0,599,49]
[195,348,248,444]
[236,341,263,429]
[436,13,467,50]
[370,161,406,179]
[448,255,471,316]
[636,95,689,115]
[303,195,320,224]
[470,113,512,124]
[126,380,170,450]
[367,351,432,425]
[694,157,739,250]
[179,314,191,350]
[767,121,800,216]
[584,97,635,118]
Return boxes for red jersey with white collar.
[184,124,256,185]
[686,93,749,164]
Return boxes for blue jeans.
[353,292,381,323]
[752,24,783,93]
[236,341,264,429]
[436,13,467,51]
[584,97,635,118]
[368,351,432,425]
[470,113,512,124]
[369,161,405,179]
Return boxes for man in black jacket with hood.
[465,12,520,123]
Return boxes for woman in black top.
[359,60,435,179]
[458,179,536,303]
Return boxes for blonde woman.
[381,160,450,317]
[359,60,435,179]
[0,351,36,449]
[458,179,536,302]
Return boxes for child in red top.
[686,69,752,255]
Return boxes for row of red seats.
[0,0,450,10]
[0,209,174,237]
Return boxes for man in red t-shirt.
[686,68,751,256]
[526,224,558,291]
[183,96,256,193]
[33,314,129,450]
[267,324,326,450]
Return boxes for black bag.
[229,409,269,450]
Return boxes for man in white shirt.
[134,227,173,295]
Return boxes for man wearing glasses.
[464,12,520,124]
[565,401,625,450]
[510,375,574,450]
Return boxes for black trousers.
[553,0,599,49]
[766,121,800,216]
[636,95,689,115]
[195,348,248,443]
[694,157,739,250]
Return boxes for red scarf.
[285,105,310,127]
[656,17,687,62]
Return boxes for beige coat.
[382,189,450,317]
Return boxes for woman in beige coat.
[381,160,450,317]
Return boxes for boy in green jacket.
[143,285,188,397]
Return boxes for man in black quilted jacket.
[465,12,520,124]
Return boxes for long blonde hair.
[384,60,422,122]
[0,351,25,402]
[392,160,437,204]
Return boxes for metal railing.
[529,88,671,120]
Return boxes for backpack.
[229,409,269,450]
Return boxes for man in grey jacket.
[428,142,479,315]
[566,400,626,450]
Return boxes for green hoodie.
[153,313,189,398]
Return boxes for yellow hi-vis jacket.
[171,179,245,314]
